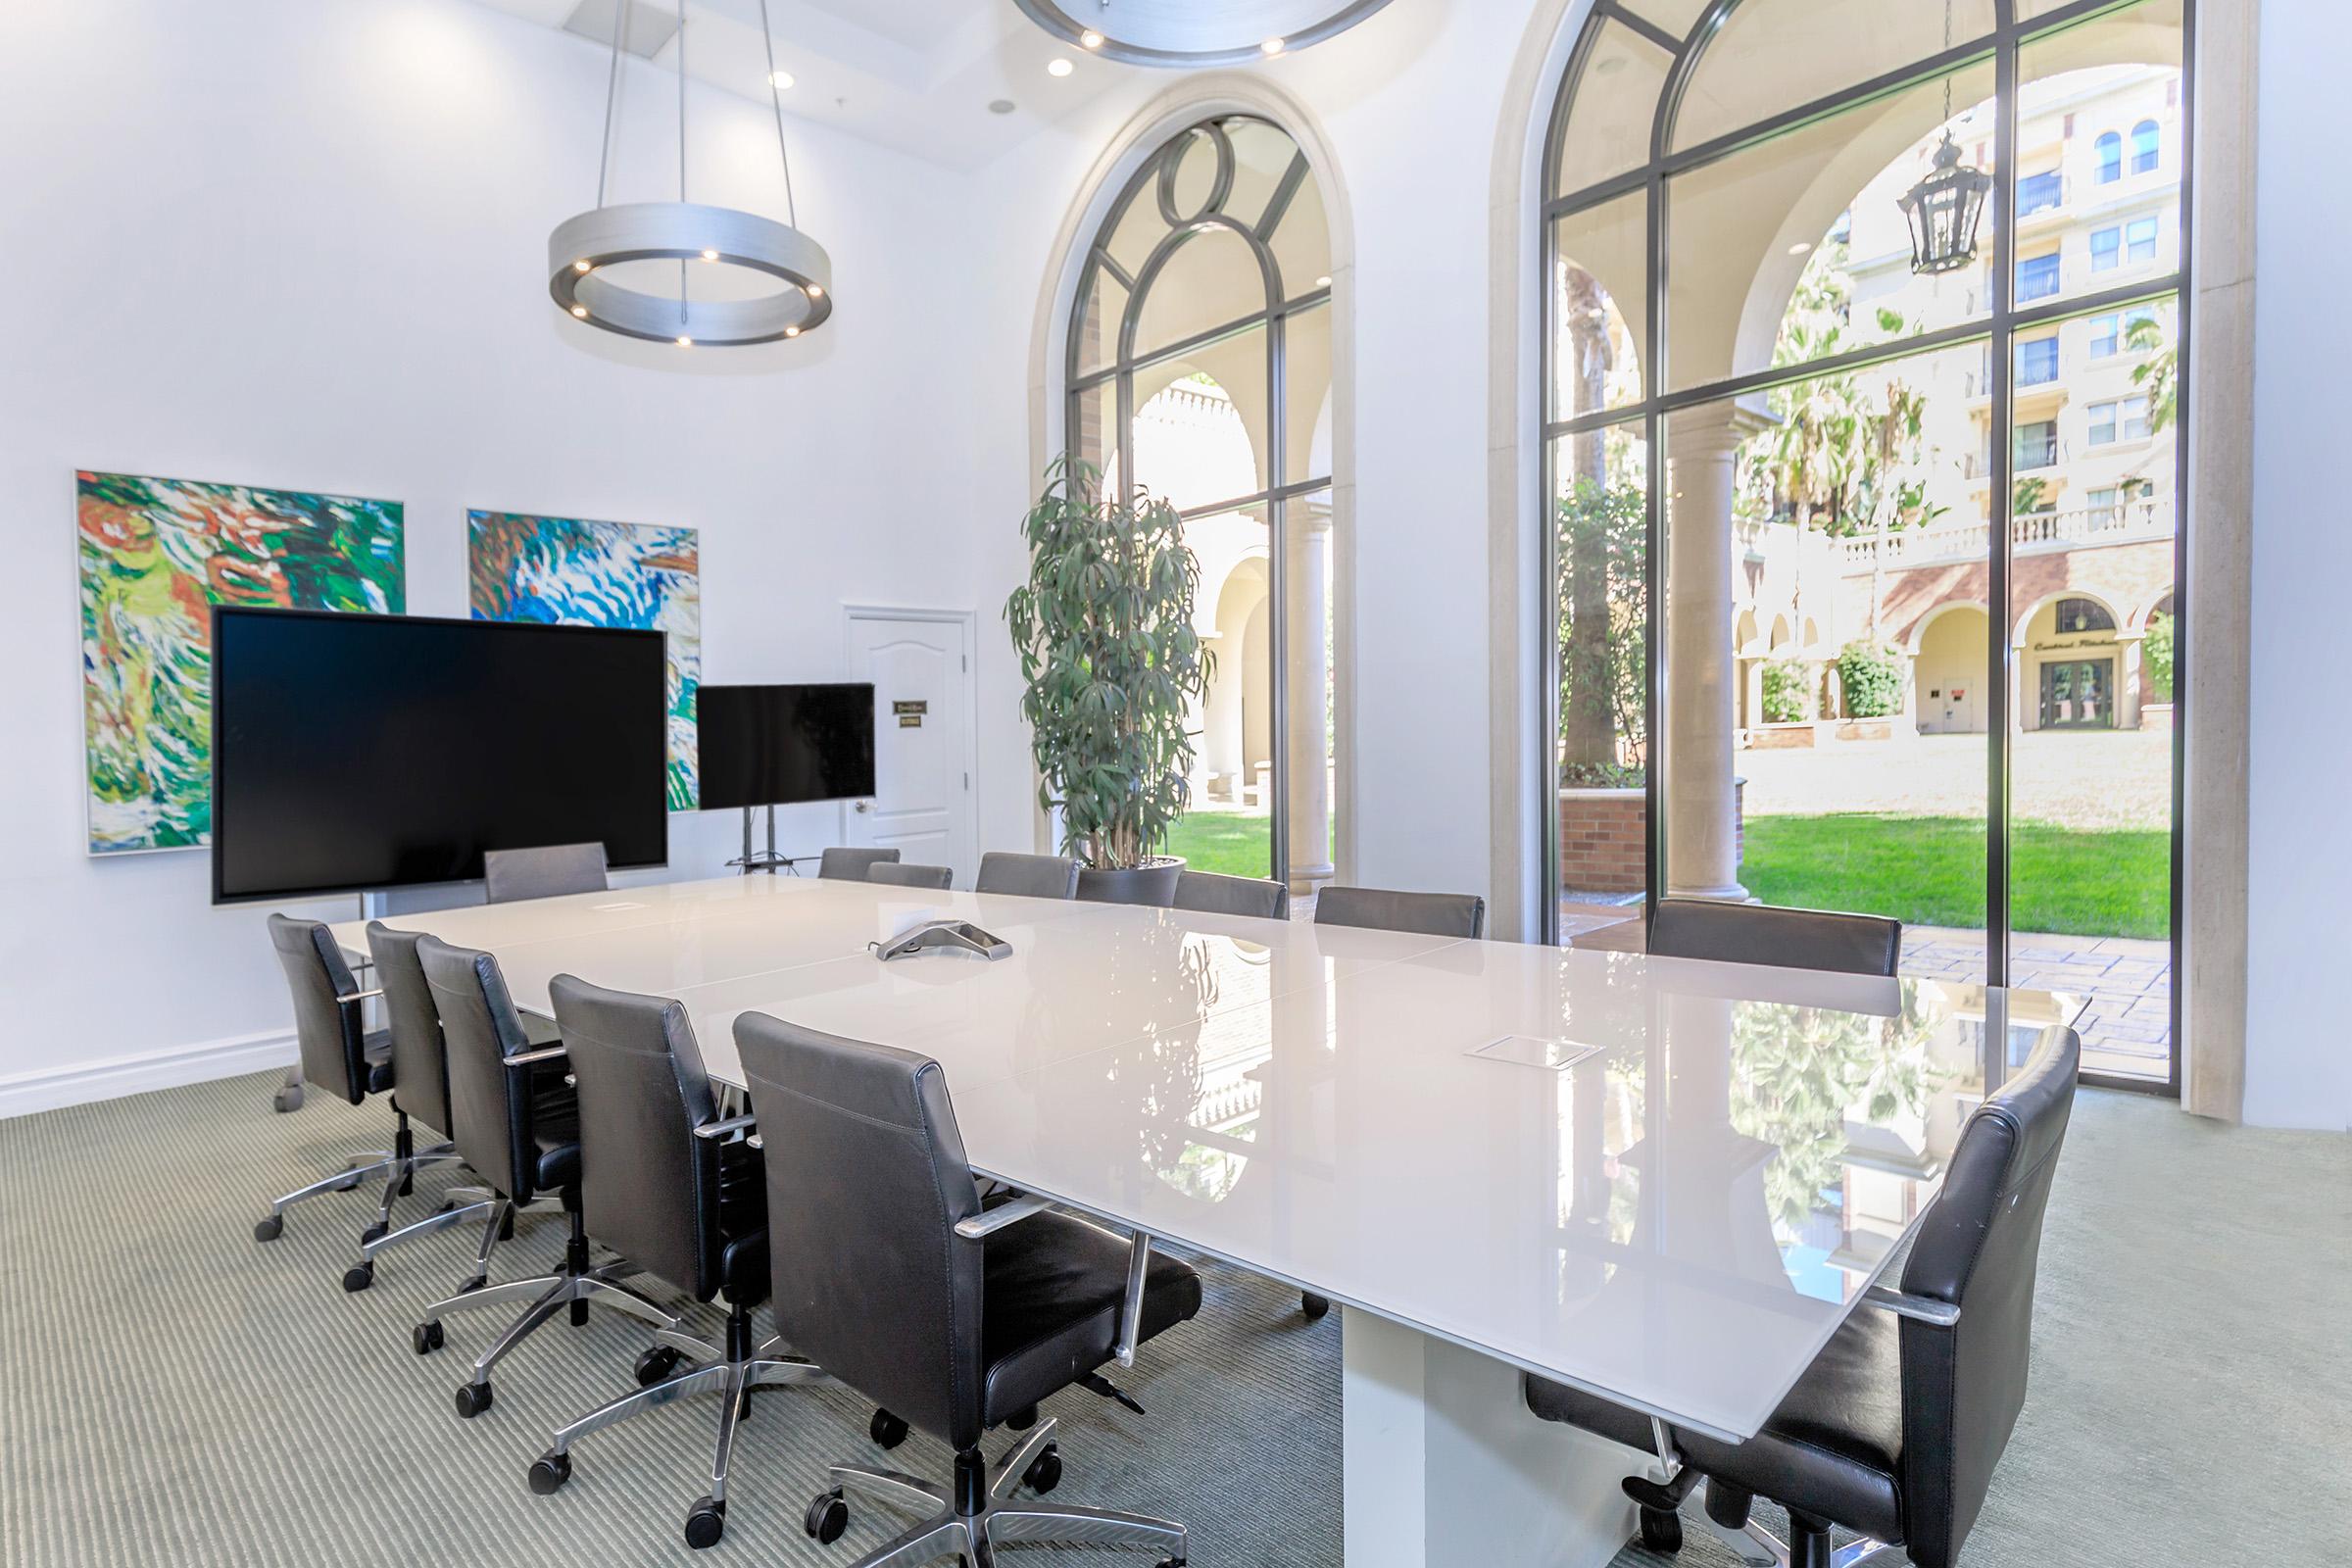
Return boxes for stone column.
[1285,498,1337,894]
[1665,406,1770,901]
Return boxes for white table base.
[1343,1308,1638,1568]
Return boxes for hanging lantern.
[1897,131,1992,277]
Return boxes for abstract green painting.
[466,511,702,810]
[78,470,405,856]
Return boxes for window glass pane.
[1102,182,1166,281]
[1551,190,1647,419]
[1618,0,1711,36]
[1552,418,1649,941]
[1673,0,1995,152]
[1071,379,1123,498]
[1073,261,1127,377]
[2018,336,2060,386]
[2007,287,2180,1082]
[1666,61,1995,392]
[1222,118,1300,233]
[1551,19,1674,198]
[1283,301,1335,487]
[1280,488,1339,895]
[2131,120,2161,172]
[1264,165,1332,306]
[1174,503,1276,882]
[1132,226,1269,360]
[2015,0,2184,305]
[1669,343,1987,978]
[1130,325,1269,508]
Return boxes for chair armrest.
[502,1045,569,1068]
[746,1134,763,1151]
[694,1114,759,1143]
[1863,1285,1960,1326]
[336,988,384,1004]
[953,1192,1055,1238]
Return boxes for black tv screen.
[211,607,669,903]
[697,683,876,810]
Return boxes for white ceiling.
[467,0,1141,169]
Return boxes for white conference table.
[333,873,2080,1567]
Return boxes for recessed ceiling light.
[1079,29,1103,48]
[1260,36,1286,55]
[675,336,693,347]
[1315,274,1332,288]
[988,98,1016,115]
[785,324,801,338]
[573,259,592,272]
[1788,240,1815,256]
[569,304,588,318]
[770,70,795,90]
[807,283,824,299]
[1047,57,1074,76]
[701,248,719,262]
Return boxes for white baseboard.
[0,1029,298,1121]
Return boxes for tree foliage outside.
[2142,612,2175,703]
[1557,472,1648,786]
[1005,457,1213,869]
[1761,661,1814,724]
[1837,641,1904,718]
[2127,315,2179,433]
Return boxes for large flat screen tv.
[697,682,876,810]
[211,607,669,904]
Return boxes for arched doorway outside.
[1064,113,1338,895]
[1916,604,1990,734]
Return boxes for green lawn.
[1163,812,1275,878]
[1741,813,2169,939]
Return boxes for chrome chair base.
[1685,1497,1907,1568]
[416,1251,680,1418]
[255,1140,462,1245]
[810,1418,1189,1568]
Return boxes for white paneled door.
[842,609,977,887]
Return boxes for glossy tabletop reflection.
[332,875,2080,1443]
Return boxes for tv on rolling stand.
[695,682,875,873]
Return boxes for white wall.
[0,0,987,1111]
[2244,0,2352,1131]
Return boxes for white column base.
[1342,1307,1637,1568]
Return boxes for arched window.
[1540,0,2190,1092]
[2095,129,2125,183]
[2132,118,2161,173]
[1066,116,1337,893]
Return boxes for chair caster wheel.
[273,1086,304,1112]
[342,1262,374,1294]
[330,1175,363,1194]
[1004,1405,1039,1431]
[1640,1506,1684,1552]
[360,1221,388,1247]
[684,1495,727,1549]
[804,1489,847,1544]
[635,1346,684,1386]
[527,1452,572,1495]
[1301,1292,1332,1320]
[254,1215,283,1244]
[413,1321,444,1355]
[454,1381,493,1419]
[869,1407,909,1449]
[457,1275,487,1296]
[1023,1442,1062,1494]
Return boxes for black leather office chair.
[869,860,954,890]
[408,935,681,1419]
[1314,884,1486,940]
[338,923,532,1295]
[733,1011,1200,1568]
[253,915,463,1247]
[525,977,827,1548]
[1524,1024,2082,1568]
[1171,869,1291,920]
[820,847,902,881]
[483,842,610,904]
[974,851,1081,899]
[1648,897,1902,977]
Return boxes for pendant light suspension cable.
[757,0,799,227]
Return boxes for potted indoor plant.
[1004,457,1211,907]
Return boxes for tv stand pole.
[731,804,792,875]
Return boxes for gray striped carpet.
[1,1074,2345,1566]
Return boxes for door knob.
[854,800,871,812]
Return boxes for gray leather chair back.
[1895,1024,2080,1568]
[820,847,901,882]
[1172,870,1290,920]
[549,975,728,1300]
[869,860,954,890]
[482,842,610,904]
[1315,884,1485,940]
[974,852,1081,900]
[416,934,543,1202]
[1648,897,1902,977]
[267,914,371,1106]
[367,922,452,1137]
[734,1012,989,1451]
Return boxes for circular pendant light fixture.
[549,0,831,347]
[1012,0,1397,68]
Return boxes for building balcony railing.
[1838,498,2173,570]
